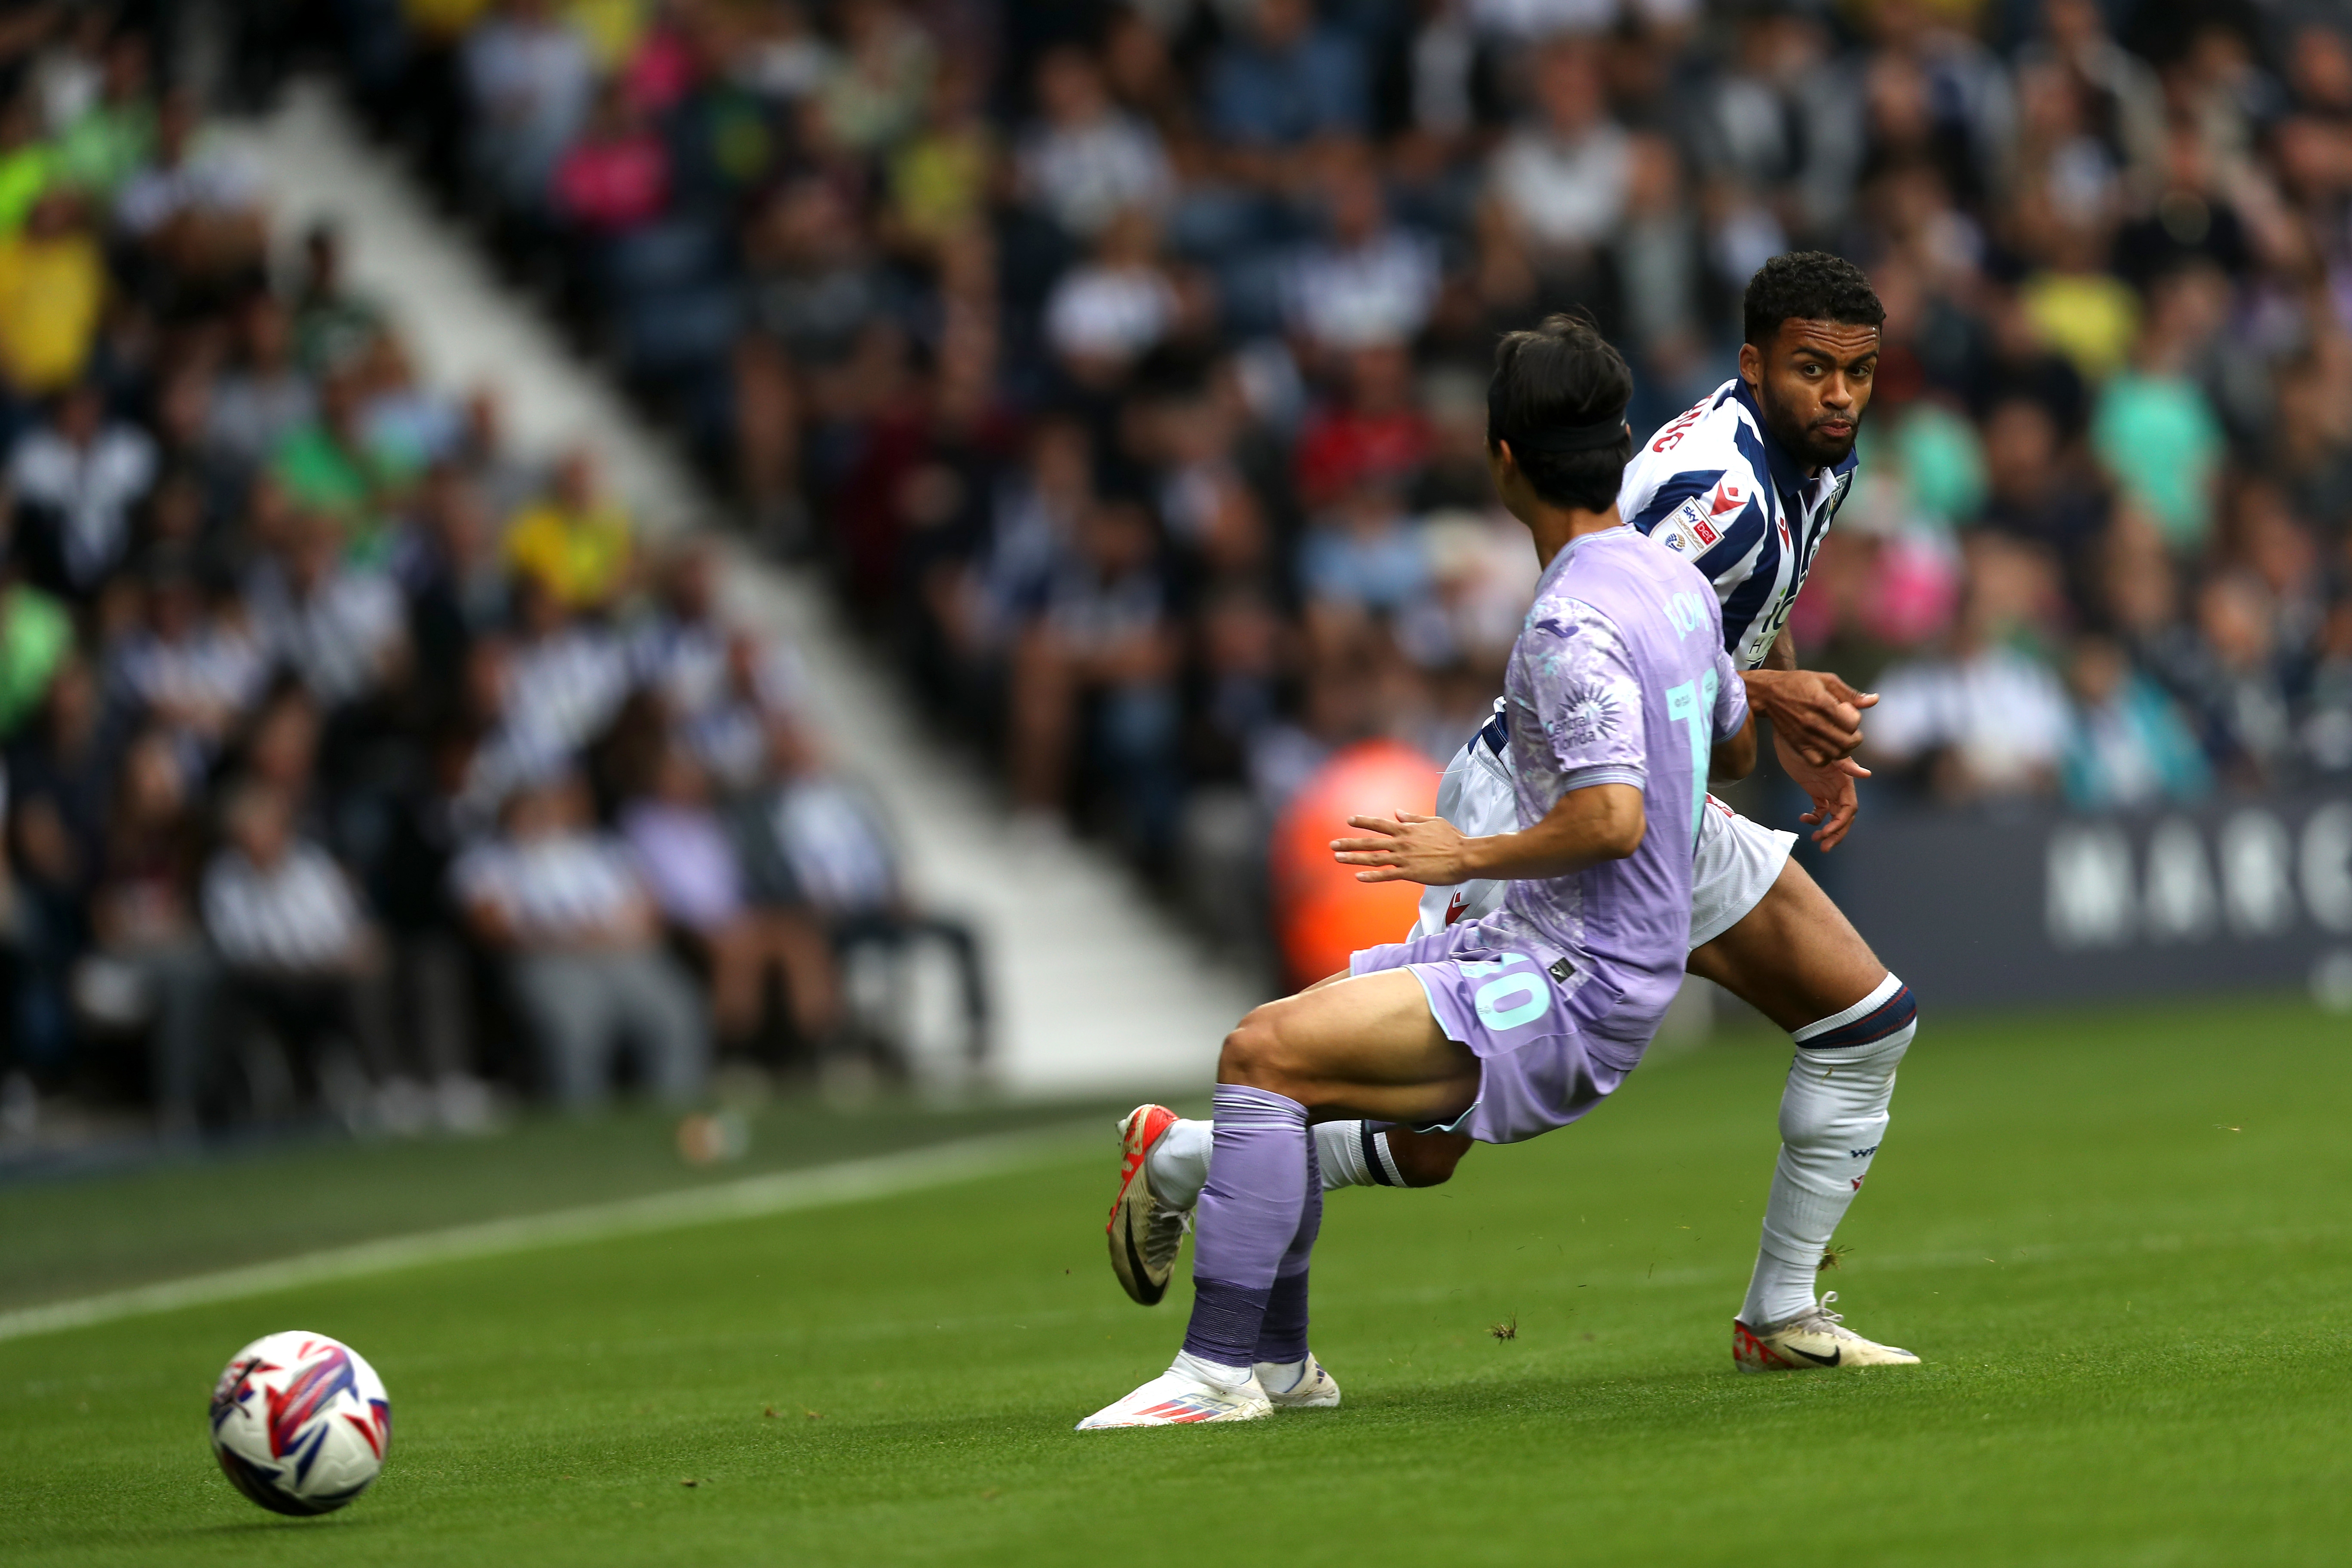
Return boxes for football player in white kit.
[1110,254,1922,1374]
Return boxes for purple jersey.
[1351,524,1746,1143]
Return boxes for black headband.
[1489,401,1632,457]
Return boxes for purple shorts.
[1350,923,1664,1146]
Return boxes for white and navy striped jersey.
[1414,698,1519,936]
[1617,377,1857,672]
[1410,383,1859,938]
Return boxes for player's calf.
[1380,1127,1472,1187]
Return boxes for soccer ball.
[208,1331,391,1516]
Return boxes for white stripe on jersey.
[1617,377,1856,672]
[1415,699,1517,937]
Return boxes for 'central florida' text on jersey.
[1617,377,1857,671]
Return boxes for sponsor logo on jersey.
[1709,481,1744,516]
[1692,516,1719,546]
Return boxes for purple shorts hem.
[1351,924,1651,1146]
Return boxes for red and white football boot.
[1106,1104,1187,1306]
[1733,1292,1921,1371]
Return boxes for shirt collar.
[1537,520,1632,584]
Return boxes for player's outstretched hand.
[1776,731,1867,851]
[1334,812,1469,885]
[1746,669,1877,766]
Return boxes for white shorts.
[1688,794,1796,948]
[1413,725,1793,950]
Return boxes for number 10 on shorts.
[1461,954,1553,1031]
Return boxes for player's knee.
[1216,1008,1301,1096]
[1386,1129,1471,1188]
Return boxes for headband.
[1489,400,1632,457]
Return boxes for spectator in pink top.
[552,82,671,236]
[548,82,668,236]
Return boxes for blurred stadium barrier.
[1834,792,2352,1008]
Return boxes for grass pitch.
[3,996,2349,1566]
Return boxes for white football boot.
[1075,1353,1274,1430]
[1106,1104,1187,1306]
[1732,1291,1921,1371]
[1256,1352,1341,1409]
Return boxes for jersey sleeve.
[1626,468,1719,535]
[1712,642,1748,738]
[1525,599,1646,791]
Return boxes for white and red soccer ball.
[208,1331,391,1515]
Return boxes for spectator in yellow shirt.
[504,446,635,609]
[0,192,105,398]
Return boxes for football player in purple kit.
[1109,255,1923,1388]
[1078,315,1758,1428]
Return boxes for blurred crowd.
[15,0,2352,1132]
[321,0,2352,898]
[0,4,983,1142]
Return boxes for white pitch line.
[0,1122,1102,1345]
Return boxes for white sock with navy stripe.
[1149,1119,1405,1210]
[1740,974,1917,1329]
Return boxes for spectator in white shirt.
[201,780,400,1118]
[462,0,594,210]
[8,383,159,598]
[1282,158,1441,358]
[246,513,409,710]
[1043,208,1179,380]
[202,783,373,974]
[111,565,269,769]
[633,542,808,790]
[1486,37,1632,259]
[1017,45,1174,241]
[1869,548,2074,803]
[205,294,315,478]
[113,90,267,277]
[756,726,990,1072]
[453,771,708,1109]
[501,574,634,762]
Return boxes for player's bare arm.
[1740,627,1877,766]
[1750,627,1873,849]
[1779,729,1868,850]
[1337,713,1755,885]
[1332,784,1642,886]
[1711,709,1760,781]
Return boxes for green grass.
[3,996,2350,1566]
[0,1095,1132,1311]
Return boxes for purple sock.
[1182,1083,1309,1370]
[1254,1133,1322,1365]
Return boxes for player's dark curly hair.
[1742,251,1884,349]
[1486,313,1634,513]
